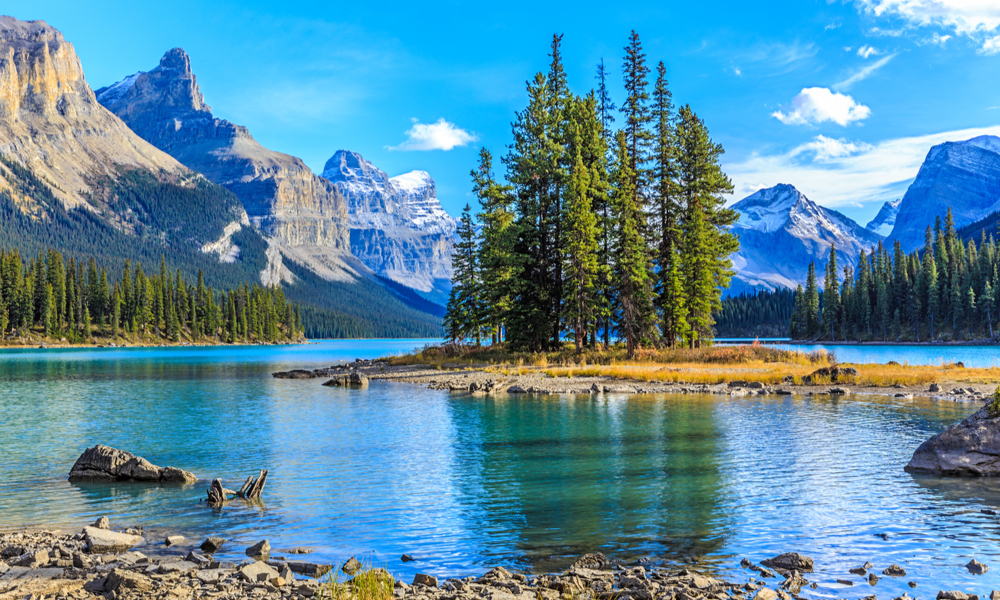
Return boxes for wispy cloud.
[737,40,819,76]
[857,44,881,58]
[726,126,1000,208]
[856,0,1000,52]
[857,0,1000,35]
[772,88,871,126]
[388,118,477,151]
[834,53,896,90]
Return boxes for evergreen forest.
[791,209,1000,342]
[0,248,304,344]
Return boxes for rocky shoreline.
[3,526,996,600]
[273,360,993,403]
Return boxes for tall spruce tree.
[822,246,839,340]
[561,116,600,353]
[674,105,738,346]
[443,205,482,344]
[610,130,656,357]
[472,149,516,344]
[651,61,685,346]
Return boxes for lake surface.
[3,341,1000,597]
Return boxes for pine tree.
[675,105,738,346]
[610,130,656,357]
[444,205,482,343]
[561,117,600,353]
[620,30,653,196]
[822,245,839,340]
[650,61,684,345]
[594,58,617,347]
[473,148,516,344]
[790,284,806,339]
[805,263,820,338]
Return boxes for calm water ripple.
[2,341,1000,597]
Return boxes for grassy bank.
[386,343,1000,387]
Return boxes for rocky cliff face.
[322,150,458,303]
[729,183,881,294]
[887,136,1000,252]
[96,48,351,279]
[0,17,183,210]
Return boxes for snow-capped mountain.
[729,184,881,294]
[323,150,459,304]
[887,135,1000,251]
[865,199,901,237]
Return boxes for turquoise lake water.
[3,340,1000,597]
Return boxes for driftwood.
[205,470,268,506]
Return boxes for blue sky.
[7,0,1000,224]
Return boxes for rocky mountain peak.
[887,135,1000,251]
[729,183,880,294]
[322,150,392,191]
[0,15,92,120]
[0,16,182,209]
[96,47,210,119]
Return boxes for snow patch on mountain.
[95,72,142,105]
[865,199,901,237]
[960,135,1000,155]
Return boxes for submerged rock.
[906,405,1000,475]
[69,445,196,483]
[762,553,814,572]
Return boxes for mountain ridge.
[886,135,1000,252]
[322,149,458,304]
[729,183,881,294]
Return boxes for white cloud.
[772,88,872,126]
[734,66,743,76]
[858,0,1000,35]
[726,125,1000,207]
[857,44,882,58]
[388,118,477,151]
[834,53,896,90]
[929,32,953,44]
[982,35,1000,54]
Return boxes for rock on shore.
[906,404,1000,475]
[68,445,197,484]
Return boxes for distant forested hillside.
[0,155,442,339]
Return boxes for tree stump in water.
[205,470,267,505]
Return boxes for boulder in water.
[69,445,196,483]
[906,404,1000,475]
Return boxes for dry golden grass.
[544,361,1000,387]
[386,343,1000,388]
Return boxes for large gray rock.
[69,445,196,483]
[906,405,1000,475]
[83,526,142,553]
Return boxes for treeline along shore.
[0,247,305,347]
